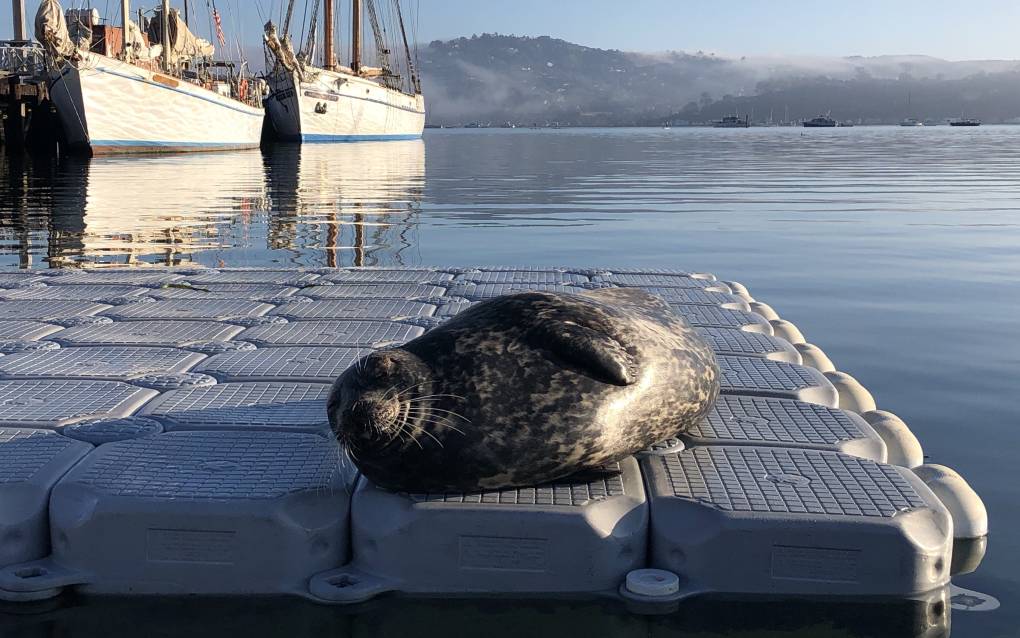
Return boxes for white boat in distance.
[35,0,263,154]
[263,0,425,142]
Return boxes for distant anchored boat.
[899,118,924,127]
[950,118,982,127]
[802,115,837,128]
[263,0,425,143]
[714,115,750,128]
[35,0,264,154]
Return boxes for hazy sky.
[3,0,1020,60]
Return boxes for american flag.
[212,6,226,47]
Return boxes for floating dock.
[0,267,987,609]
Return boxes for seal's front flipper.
[525,321,636,386]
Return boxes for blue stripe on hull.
[300,133,422,143]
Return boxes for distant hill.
[418,34,1020,125]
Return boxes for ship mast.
[323,0,335,70]
[282,0,296,38]
[12,0,26,41]
[352,0,362,74]
[161,0,171,72]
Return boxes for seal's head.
[327,348,435,455]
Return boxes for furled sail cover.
[147,7,215,63]
[34,0,76,58]
[125,18,160,61]
[264,21,303,80]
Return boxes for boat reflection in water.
[262,140,426,267]
[0,140,425,268]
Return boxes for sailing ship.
[713,115,750,128]
[34,0,264,154]
[802,115,837,128]
[950,112,981,127]
[263,0,425,143]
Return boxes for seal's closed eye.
[366,351,398,379]
[525,320,636,386]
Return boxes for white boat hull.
[49,53,264,154]
[264,67,424,142]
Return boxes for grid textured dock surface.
[0,267,839,429]
[0,267,958,605]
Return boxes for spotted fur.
[327,288,720,492]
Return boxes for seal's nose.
[351,396,400,431]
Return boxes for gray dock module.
[238,321,423,348]
[0,286,151,303]
[667,305,773,334]
[623,288,750,311]
[0,273,46,288]
[47,321,245,348]
[0,429,93,568]
[19,431,354,597]
[0,380,159,428]
[0,301,111,323]
[683,395,887,460]
[44,270,185,286]
[642,447,953,598]
[696,328,801,363]
[296,284,448,300]
[100,300,274,322]
[0,347,206,382]
[138,382,332,434]
[591,273,729,291]
[718,356,839,407]
[195,347,369,383]
[444,283,592,301]
[452,270,591,285]
[0,321,64,342]
[312,457,647,603]
[181,271,321,286]
[432,299,476,320]
[145,284,300,301]
[268,299,437,322]
[318,269,455,284]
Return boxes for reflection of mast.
[263,141,424,266]
[353,209,365,266]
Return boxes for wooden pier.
[1,1,60,153]
[0,41,58,153]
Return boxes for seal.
[328,287,720,492]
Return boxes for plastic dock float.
[0,267,987,611]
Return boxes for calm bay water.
[1,126,1019,636]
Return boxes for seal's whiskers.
[409,423,445,448]
[405,402,472,423]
